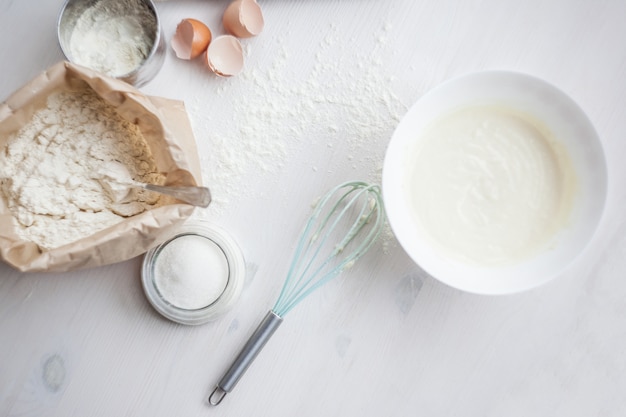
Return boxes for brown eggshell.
[205,35,244,77]
[223,0,264,38]
[171,18,212,60]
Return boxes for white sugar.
[154,235,229,310]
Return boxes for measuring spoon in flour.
[98,161,212,208]
[134,182,211,207]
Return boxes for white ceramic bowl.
[383,71,607,295]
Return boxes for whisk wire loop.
[273,181,384,316]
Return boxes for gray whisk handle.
[208,310,283,406]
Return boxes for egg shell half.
[171,18,212,60]
[205,35,244,77]
[223,0,264,38]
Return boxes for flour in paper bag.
[0,87,164,249]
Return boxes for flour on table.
[0,86,164,249]
[187,22,409,217]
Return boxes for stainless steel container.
[57,0,166,87]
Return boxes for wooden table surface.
[1,0,625,416]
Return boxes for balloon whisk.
[208,181,384,405]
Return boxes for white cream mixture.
[406,105,577,266]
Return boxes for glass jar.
[141,221,245,325]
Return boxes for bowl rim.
[382,70,608,295]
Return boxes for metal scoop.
[131,181,211,207]
[98,161,211,208]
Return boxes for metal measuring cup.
[57,0,166,87]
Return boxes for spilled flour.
[187,22,409,215]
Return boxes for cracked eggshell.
[223,0,264,38]
[171,18,212,60]
[205,35,244,77]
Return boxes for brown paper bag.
[0,61,203,272]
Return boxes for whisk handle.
[208,310,283,406]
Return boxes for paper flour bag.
[0,61,203,272]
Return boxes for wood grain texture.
[1,0,626,416]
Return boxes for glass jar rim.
[141,220,245,325]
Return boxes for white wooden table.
[1,0,625,415]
